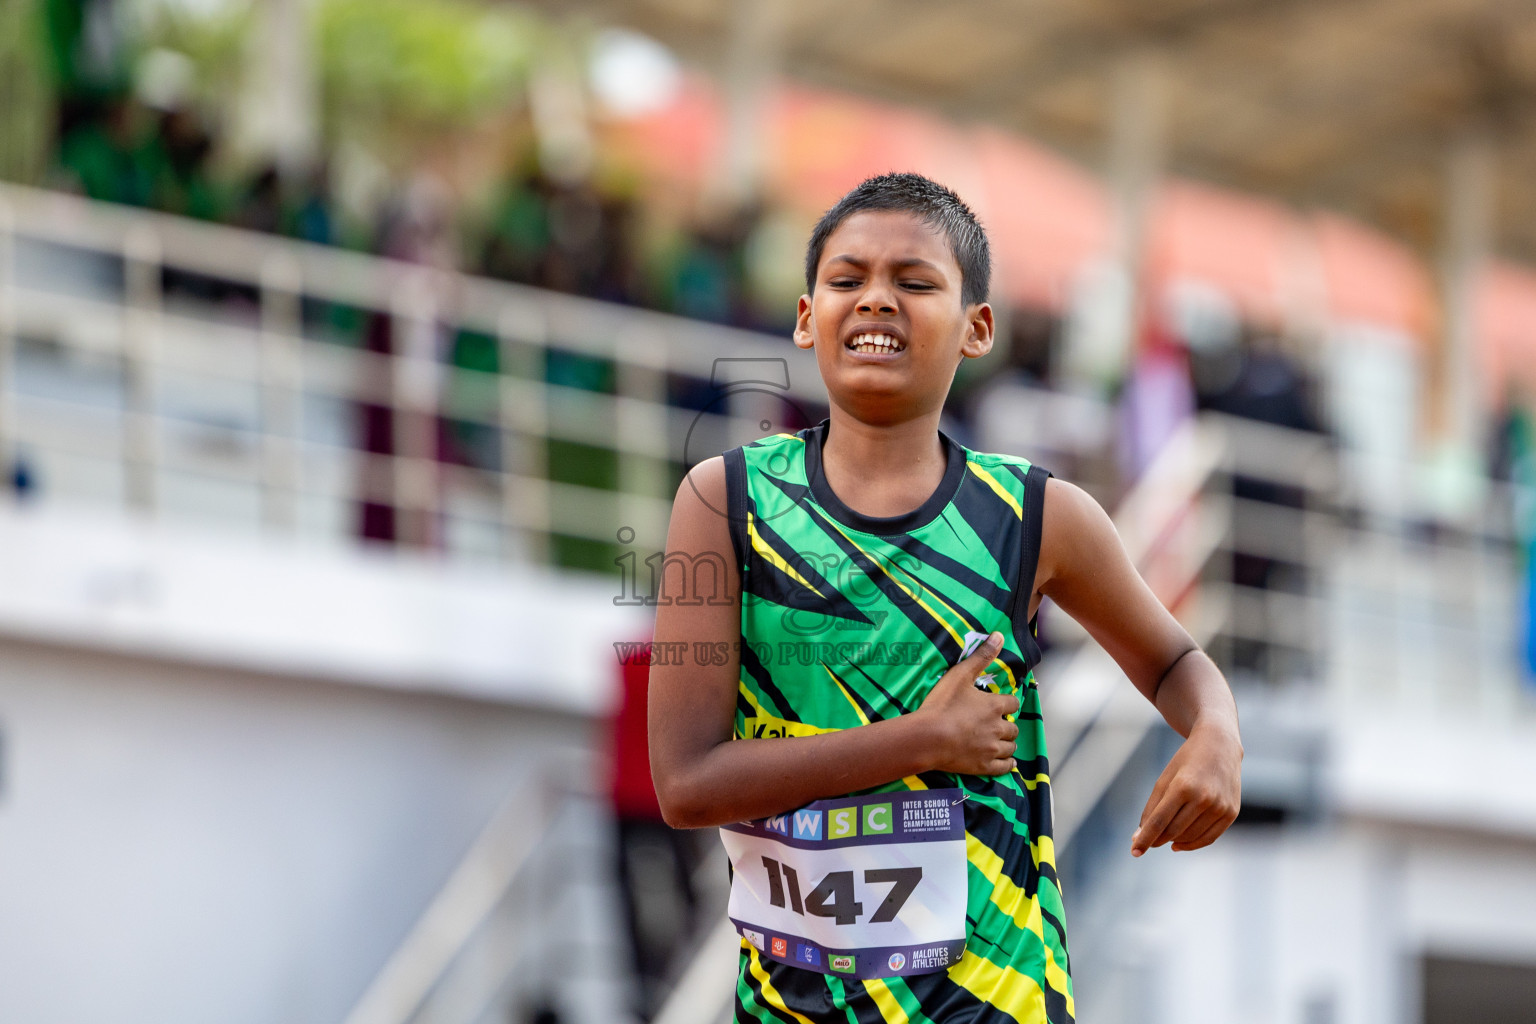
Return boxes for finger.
[1000,720,1019,742]
[1171,811,1234,852]
[936,632,1004,693]
[1149,798,1208,850]
[1132,787,1180,857]
[1161,804,1222,853]
[959,632,1003,675]
[987,756,1016,777]
[1165,804,1221,848]
[1137,765,1175,831]
[991,693,1020,718]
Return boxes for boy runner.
[649,173,1242,1023]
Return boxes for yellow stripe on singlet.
[834,511,1023,694]
[965,834,1076,1018]
[746,947,818,1024]
[967,461,1024,520]
[947,949,1048,1023]
[825,664,872,725]
[748,511,826,598]
[738,688,834,739]
[862,978,912,1024]
[1032,835,1056,871]
[816,515,968,651]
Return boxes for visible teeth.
[849,332,902,353]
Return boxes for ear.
[792,295,815,350]
[959,302,995,360]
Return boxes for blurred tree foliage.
[317,0,540,161]
[0,0,55,183]
[126,0,251,113]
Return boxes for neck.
[819,407,948,516]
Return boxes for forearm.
[656,715,940,829]
[1150,648,1242,745]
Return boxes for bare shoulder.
[668,455,732,552]
[661,455,739,611]
[1039,477,1120,578]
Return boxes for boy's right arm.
[648,456,1019,830]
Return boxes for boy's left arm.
[1035,479,1244,857]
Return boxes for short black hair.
[804,172,991,307]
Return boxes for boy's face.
[794,210,993,422]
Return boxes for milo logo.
[829,954,855,973]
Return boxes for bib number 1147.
[761,857,921,927]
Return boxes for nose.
[856,285,897,316]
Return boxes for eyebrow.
[826,254,946,274]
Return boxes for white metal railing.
[341,778,562,1024]
[0,183,828,565]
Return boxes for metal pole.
[615,327,670,553]
[0,201,14,498]
[497,302,550,565]
[391,269,441,549]
[1433,125,1496,522]
[260,254,304,531]
[1063,48,1166,390]
[123,225,161,515]
[708,0,788,211]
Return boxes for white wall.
[0,504,649,1024]
[1126,707,1536,1024]
[0,638,605,1024]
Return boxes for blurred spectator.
[1200,330,1318,433]
[54,94,155,207]
[478,162,553,286]
[541,178,607,295]
[149,105,222,221]
[232,164,284,236]
[1502,405,1536,683]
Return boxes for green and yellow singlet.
[721,419,1073,1024]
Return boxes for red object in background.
[601,74,1109,315]
[610,638,663,820]
[1145,181,1298,328]
[1478,263,1536,404]
[971,126,1109,312]
[1311,213,1436,343]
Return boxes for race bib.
[720,789,968,979]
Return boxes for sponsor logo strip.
[722,789,964,848]
[733,922,964,980]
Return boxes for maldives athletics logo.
[887,952,907,971]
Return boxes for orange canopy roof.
[605,76,1463,344]
[1478,263,1536,402]
[1310,213,1436,343]
[1145,181,1298,327]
